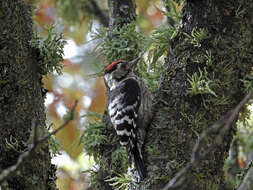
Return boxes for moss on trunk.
[0,0,57,189]
[144,0,253,189]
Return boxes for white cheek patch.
[104,74,111,86]
[104,74,118,90]
[110,80,118,91]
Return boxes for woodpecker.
[104,58,153,181]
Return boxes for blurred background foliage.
[26,0,253,189]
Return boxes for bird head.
[104,58,140,86]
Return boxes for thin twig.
[162,91,253,190]
[36,100,78,145]
[0,100,78,185]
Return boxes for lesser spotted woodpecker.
[104,58,153,181]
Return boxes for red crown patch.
[105,60,124,71]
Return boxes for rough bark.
[108,0,136,29]
[0,0,57,189]
[144,0,253,190]
[108,0,136,39]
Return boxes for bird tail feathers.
[132,145,146,181]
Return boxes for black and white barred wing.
[108,78,141,146]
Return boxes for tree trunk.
[94,0,253,189]
[0,0,57,189]
[144,0,253,189]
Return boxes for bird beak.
[129,57,140,68]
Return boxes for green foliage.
[241,74,253,93]
[163,0,184,6]
[138,27,179,91]
[165,160,185,175]
[136,57,163,91]
[80,118,128,178]
[184,28,208,48]
[235,4,247,18]
[4,136,20,152]
[148,27,177,65]
[30,26,65,75]
[105,173,136,190]
[140,0,182,90]
[111,147,128,170]
[80,119,129,190]
[160,0,183,24]
[92,22,147,63]
[181,112,205,134]
[147,144,161,156]
[85,167,100,190]
[79,120,110,163]
[204,50,213,67]
[187,68,217,97]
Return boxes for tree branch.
[162,91,253,190]
[0,100,78,185]
[90,0,109,27]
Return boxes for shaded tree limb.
[162,91,253,190]
[90,0,109,27]
[0,100,78,185]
